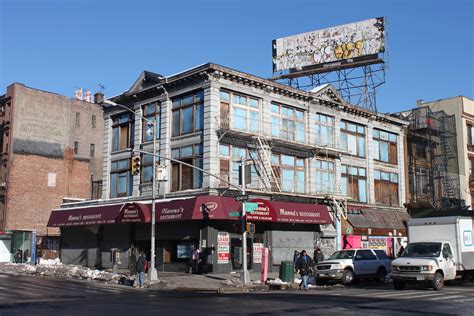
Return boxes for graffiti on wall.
[272,17,385,72]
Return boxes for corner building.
[49,64,409,273]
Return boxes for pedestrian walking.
[135,250,147,288]
[313,247,325,265]
[296,250,314,291]
[191,245,201,274]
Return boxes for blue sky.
[1,0,473,113]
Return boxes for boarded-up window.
[170,144,203,192]
[374,170,399,206]
[341,165,367,203]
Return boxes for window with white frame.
[271,154,305,193]
[315,159,335,194]
[218,144,258,187]
[271,103,305,142]
[220,90,260,133]
[373,129,398,165]
[341,165,367,203]
[340,121,366,158]
[315,113,335,146]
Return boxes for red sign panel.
[117,203,151,223]
[247,199,332,224]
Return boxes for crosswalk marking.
[427,295,464,301]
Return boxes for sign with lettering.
[217,232,230,264]
[117,203,151,223]
[253,243,263,264]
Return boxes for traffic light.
[246,222,255,234]
[131,156,141,176]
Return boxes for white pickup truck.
[391,216,474,290]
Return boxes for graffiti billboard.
[272,17,386,73]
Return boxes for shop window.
[171,144,203,191]
[341,165,367,203]
[340,121,366,158]
[374,170,399,206]
[220,90,260,133]
[271,103,305,142]
[112,113,134,152]
[373,129,398,165]
[315,113,335,146]
[271,153,305,193]
[315,159,335,194]
[171,91,204,137]
[110,159,131,198]
[142,102,161,142]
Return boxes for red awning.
[246,199,332,224]
[47,204,124,227]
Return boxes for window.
[271,154,305,193]
[75,112,80,126]
[271,103,305,142]
[355,250,376,260]
[374,170,399,206]
[74,141,79,154]
[340,121,366,158]
[90,144,95,157]
[143,102,161,142]
[373,129,398,165]
[315,159,335,194]
[141,154,154,183]
[172,91,204,137]
[92,115,97,128]
[220,90,260,133]
[218,144,258,187]
[110,159,131,198]
[315,113,335,146]
[341,165,367,203]
[171,144,203,191]
[442,243,453,258]
[374,250,389,260]
[410,168,431,195]
[111,113,134,152]
[467,124,474,148]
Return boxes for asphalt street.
[0,273,473,315]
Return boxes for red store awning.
[247,199,332,224]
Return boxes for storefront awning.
[247,199,332,224]
[347,209,410,230]
[48,196,332,227]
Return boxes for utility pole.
[241,157,250,284]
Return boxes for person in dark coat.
[135,251,147,288]
[296,250,314,291]
[313,247,325,265]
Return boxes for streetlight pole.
[102,99,158,281]
[240,157,250,284]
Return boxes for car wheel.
[393,279,405,290]
[342,270,354,285]
[376,267,386,284]
[432,272,444,291]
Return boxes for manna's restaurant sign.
[117,203,151,223]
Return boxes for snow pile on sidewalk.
[222,277,243,287]
[0,263,122,283]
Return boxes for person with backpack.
[296,250,314,291]
[135,250,147,288]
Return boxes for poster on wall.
[217,232,230,264]
[253,243,263,264]
[368,236,387,249]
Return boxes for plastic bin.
[279,261,295,283]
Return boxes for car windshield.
[400,243,441,258]
[328,250,355,260]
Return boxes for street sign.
[235,195,249,202]
[229,211,241,217]
[245,202,259,213]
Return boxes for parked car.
[315,248,392,285]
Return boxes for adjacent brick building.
[0,83,103,260]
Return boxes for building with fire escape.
[47,63,409,273]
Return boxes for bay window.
[340,121,366,158]
[341,165,367,203]
[374,170,399,206]
[373,129,398,164]
[172,91,204,137]
[171,144,203,191]
[271,103,305,142]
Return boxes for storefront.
[48,196,332,273]
[342,207,410,258]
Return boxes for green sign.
[244,202,259,213]
[229,211,241,217]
